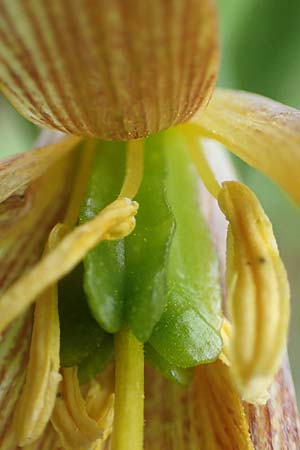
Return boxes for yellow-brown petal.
[0,0,218,140]
[192,89,300,202]
[0,140,75,447]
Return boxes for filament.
[182,124,221,199]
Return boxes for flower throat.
[1,125,289,450]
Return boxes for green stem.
[111,325,144,450]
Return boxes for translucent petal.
[0,132,81,203]
[192,89,300,202]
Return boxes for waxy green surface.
[149,130,223,367]
[145,344,193,386]
[80,141,126,333]
[125,133,175,342]
[78,335,114,385]
[69,131,223,381]
[58,264,112,370]
[80,135,175,342]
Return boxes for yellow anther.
[3,130,144,449]
[51,368,113,450]
[0,134,143,336]
[103,199,138,241]
[218,181,290,403]
[13,224,68,446]
[0,198,138,333]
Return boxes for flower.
[0,1,300,449]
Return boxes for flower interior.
[0,1,299,449]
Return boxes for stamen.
[218,181,290,403]
[119,138,144,199]
[181,124,221,199]
[51,368,114,449]
[63,140,96,228]
[0,198,138,333]
[3,137,145,448]
[111,325,144,450]
[0,138,144,333]
[13,224,67,446]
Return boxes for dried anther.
[51,367,113,450]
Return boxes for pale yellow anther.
[218,318,269,404]
[219,318,232,367]
[13,224,68,447]
[85,382,115,447]
[218,181,290,404]
[51,368,113,450]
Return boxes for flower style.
[0,1,300,450]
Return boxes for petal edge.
[192,89,300,202]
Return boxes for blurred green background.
[0,0,299,402]
[217,0,300,403]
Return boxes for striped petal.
[0,131,81,203]
[198,141,300,449]
[0,134,76,448]
[245,357,300,449]
[0,0,218,140]
[192,89,300,202]
[144,361,253,450]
